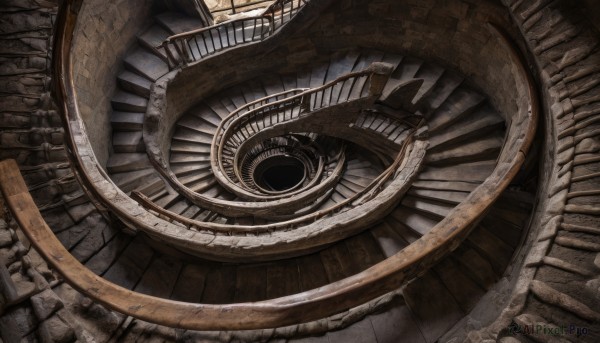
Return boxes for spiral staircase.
[1,0,600,342]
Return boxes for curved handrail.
[160,0,308,68]
[211,62,394,195]
[50,0,537,329]
[144,65,392,218]
[132,132,414,235]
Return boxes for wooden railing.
[160,0,308,68]
[133,132,416,235]
[47,0,538,329]
[212,62,394,191]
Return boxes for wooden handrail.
[47,0,538,328]
[132,132,414,235]
[212,62,394,195]
[160,0,308,68]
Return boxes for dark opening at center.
[254,155,305,192]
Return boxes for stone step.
[428,105,505,150]
[261,74,286,97]
[411,180,479,193]
[112,131,144,153]
[401,195,454,218]
[155,11,205,35]
[170,141,211,154]
[124,46,169,81]
[403,271,465,343]
[110,111,144,131]
[177,114,218,135]
[412,63,445,105]
[111,91,148,112]
[106,153,150,173]
[110,168,160,193]
[407,188,469,205]
[171,163,211,177]
[388,205,439,236]
[137,25,171,61]
[417,160,497,183]
[418,71,464,113]
[369,221,409,257]
[117,70,153,98]
[170,152,212,164]
[428,88,486,133]
[425,132,504,165]
[172,126,214,144]
[192,101,226,125]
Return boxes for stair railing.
[212,62,394,189]
[159,0,309,68]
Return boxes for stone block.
[38,315,75,343]
[30,289,63,320]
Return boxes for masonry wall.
[71,0,155,166]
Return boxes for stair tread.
[281,73,298,91]
[417,160,497,183]
[106,153,150,173]
[407,188,469,204]
[134,255,182,298]
[297,254,329,291]
[352,51,385,72]
[325,51,360,83]
[403,271,465,343]
[111,111,144,131]
[178,114,218,134]
[309,62,330,88]
[103,236,154,289]
[201,265,236,304]
[412,64,445,105]
[326,318,378,343]
[370,221,408,258]
[172,126,214,144]
[393,56,423,81]
[344,231,386,270]
[84,234,132,275]
[425,133,504,165]
[467,226,515,274]
[117,71,153,98]
[389,206,438,236]
[234,264,267,302]
[112,90,148,112]
[138,25,171,51]
[203,99,231,121]
[452,247,498,290]
[266,260,300,299]
[113,131,144,152]
[428,88,486,132]
[420,71,464,111]
[171,264,210,302]
[110,168,159,192]
[155,11,205,34]
[320,243,358,282]
[411,180,478,193]
[124,46,169,81]
[67,218,117,262]
[401,195,454,218]
[428,105,505,149]
[170,153,211,163]
[433,258,486,314]
[369,296,427,343]
[171,163,211,177]
[262,74,285,95]
[171,141,211,153]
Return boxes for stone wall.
[305,0,527,123]
[71,0,155,166]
